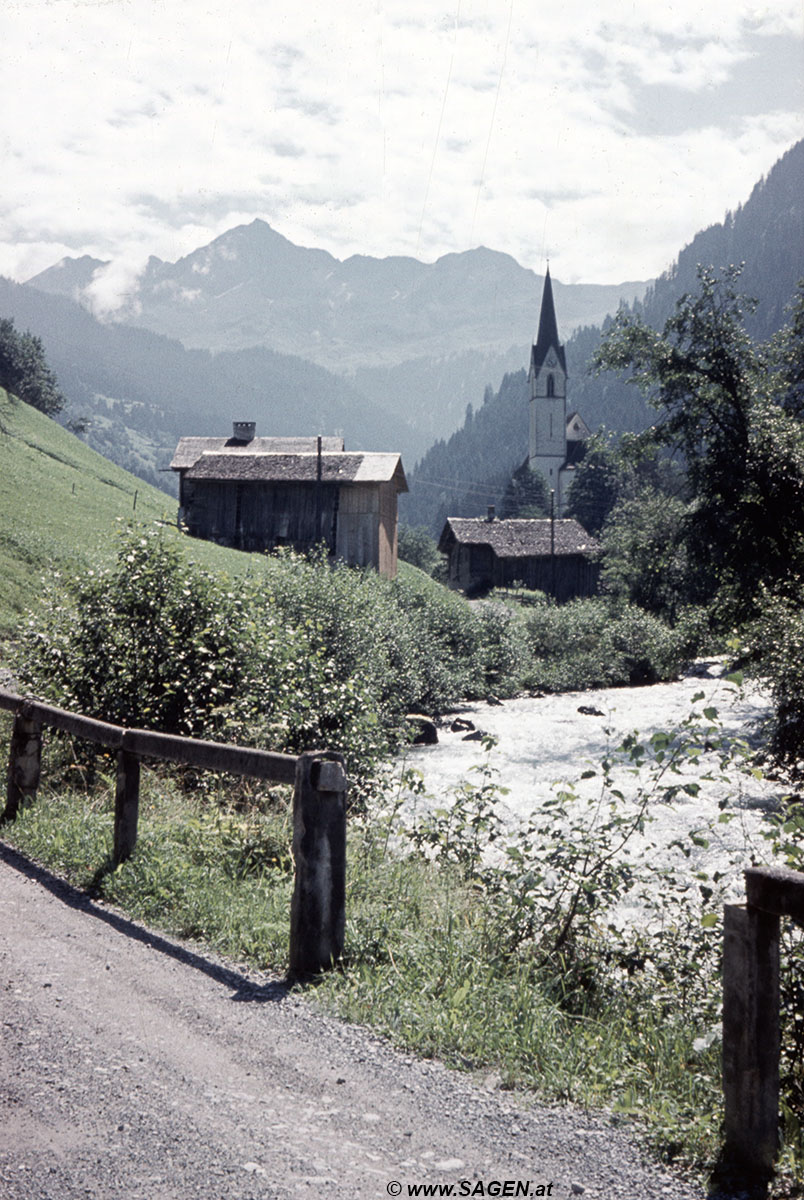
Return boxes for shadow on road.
[0,838,290,1005]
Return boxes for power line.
[409,475,504,499]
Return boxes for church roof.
[531,267,567,375]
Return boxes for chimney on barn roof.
[232,421,256,442]
[487,505,496,522]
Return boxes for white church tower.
[528,266,571,512]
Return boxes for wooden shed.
[171,427,408,579]
[438,515,600,600]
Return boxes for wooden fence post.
[113,749,141,864]
[3,706,43,822]
[288,750,347,980]
[722,902,781,1176]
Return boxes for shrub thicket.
[13,528,525,789]
[12,525,713,783]
[519,597,692,692]
[746,591,804,768]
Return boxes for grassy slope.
[0,391,268,638]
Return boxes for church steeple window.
[546,373,555,397]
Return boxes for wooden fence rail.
[0,687,346,979]
[723,864,804,1176]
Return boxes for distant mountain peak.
[26,254,109,295]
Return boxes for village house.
[438,510,600,600]
[170,422,408,579]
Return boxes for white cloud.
[84,259,148,318]
[0,0,801,289]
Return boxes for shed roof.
[184,450,408,491]
[171,435,345,471]
[438,517,598,558]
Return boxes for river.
[396,658,783,912]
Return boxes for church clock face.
[546,352,557,368]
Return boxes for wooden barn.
[438,512,599,600]
[171,424,408,579]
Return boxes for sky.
[2,0,802,307]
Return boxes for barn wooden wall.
[180,477,400,578]
[182,479,339,553]
[445,542,598,601]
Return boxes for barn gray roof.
[183,450,408,491]
[171,436,345,471]
[438,517,598,558]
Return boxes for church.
[437,269,599,598]
[527,266,590,514]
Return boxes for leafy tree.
[600,490,692,618]
[397,524,442,576]
[595,266,804,621]
[566,430,683,537]
[772,279,804,417]
[565,433,627,535]
[499,459,549,518]
[0,318,64,415]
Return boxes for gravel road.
[1,840,712,1200]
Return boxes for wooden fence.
[0,687,346,980]
[723,864,804,1175]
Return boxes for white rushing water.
[396,660,784,910]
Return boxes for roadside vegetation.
[3,268,804,1191]
[4,691,800,1188]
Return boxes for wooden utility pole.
[315,434,323,544]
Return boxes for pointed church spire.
[532,266,566,373]
[535,266,559,354]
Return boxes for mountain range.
[0,274,413,495]
[26,227,646,468]
[29,227,647,369]
[4,138,802,527]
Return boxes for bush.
[266,550,526,716]
[609,604,689,685]
[13,529,387,786]
[520,598,691,692]
[13,528,527,790]
[748,590,804,767]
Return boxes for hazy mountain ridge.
[28,227,648,450]
[30,225,647,367]
[0,276,416,493]
[403,138,804,533]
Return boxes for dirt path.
[0,841,708,1200]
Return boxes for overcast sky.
[3,0,802,302]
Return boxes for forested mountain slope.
[0,277,415,491]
